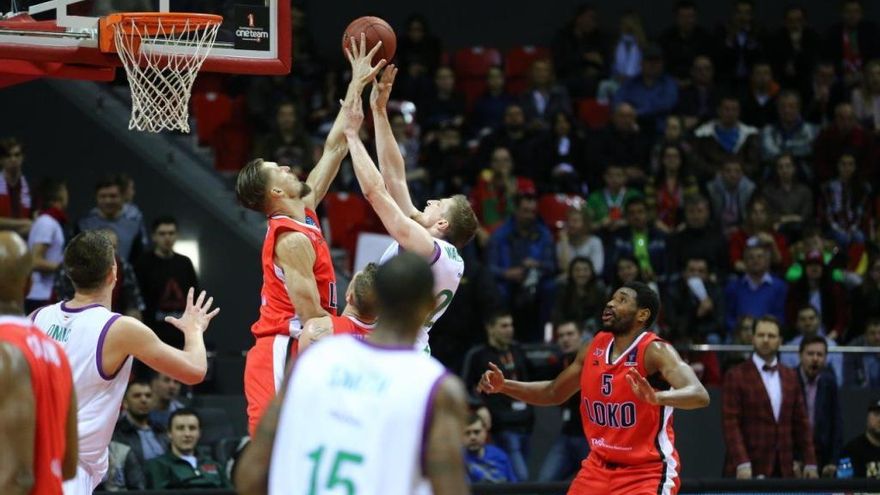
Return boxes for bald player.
[0,232,77,495]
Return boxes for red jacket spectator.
[812,103,875,183]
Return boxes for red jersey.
[331,314,375,339]
[0,316,73,495]
[251,211,337,339]
[580,331,679,468]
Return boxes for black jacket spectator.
[657,2,716,82]
[112,414,169,465]
[551,5,609,98]
[797,366,843,470]
[765,7,822,90]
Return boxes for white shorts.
[62,464,102,495]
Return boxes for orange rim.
[99,12,222,53]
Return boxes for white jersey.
[32,301,132,490]
[269,335,448,495]
[379,238,464,351]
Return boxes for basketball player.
[234,34,387,435]
[343,66,478,353]
[0,232,77,495]
[479,282,710,494]
[298,263,378,352]
[235,253,470,495]
[30,231,219,495]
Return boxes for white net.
[112,16,221,133]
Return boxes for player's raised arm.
[370,65,420,218]
[426,375,471,495]
[343,91,436,258]
[304,34,386,210]
[626,341,711,410]
[275,232,329,324]
[479,342,585,406]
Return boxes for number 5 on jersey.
[307,445,364,495]
[601,373,613,396]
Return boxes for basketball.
[341,16,396,64]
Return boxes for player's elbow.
[178,364,208,386]
[696,387,711,408]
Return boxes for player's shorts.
[567,453,680,495]
[63,464,104,495]
[245,335,295,436]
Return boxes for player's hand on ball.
[344,33,387,86]
[165,288,220,334]
[370,64,398,111]
[626,368,659,405]
[478,362,505,394]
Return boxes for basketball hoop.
[99,13,222,133]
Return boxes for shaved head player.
[480,282,710,494]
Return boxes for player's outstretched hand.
[345,33,387,87]
[478,362,506,394]
[370,64,398,111]
[165,288,220,335]
[625,368,659,405]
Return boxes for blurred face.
[692,56,714,86]
[276,104,297,131]
[124,384,153,417]
[575,9,597,32]
[778,95,801,125]
[685,200,709,228]
[748,201,769,227]
[602,287,647,334]
[665,117,683,140]
[487,315,514,347]
[865,324,880,346]
[626,202,648,230]
[169,414,200,455]
[805,262,823,281]
[799,342,827,379]
[151,373,181,402]
[613,104,637,131]
[531,60,552,86]
[797,308,821,336]
[571,260,593,286]
[565,210,585,235]
[835,104,857,131]
[515,197,538,225]
[676,6,697,32]
[752,321,781,360]
[554,113,572,136]
[721,161,743,187]
[784,8,805,32]
[662,146,682,173]
[556,322,583,353]
[390,115,407,137]
[604,166,626,190]
[463,420,488,453]
[838,154,857,181]
[265,161,311,200]
[152,223,177,254]
[718,99,740,127]
[814,64,836,87]
[617,259,639,284]
[733,2,753,29]
[776,156,795,182]
[685,259,708,280]
[642,58,663,78]
[737,318,755,343]
[842,2,862,28]
[1,145,23,178]
[486,67,504,92]
[435,67,455,93]
[407,19,425,41]
[744,247,769,275]
[54,184,69,210]
[490,148,513,175]
[751,64,773,89]
[96,185,124,218]
[503,105,526,128]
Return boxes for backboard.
[0,0,290,81]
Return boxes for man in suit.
[796,335,843,478]
[722,315,818,478]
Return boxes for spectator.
[692,96,761,181]
[472,67,515,134]
[766,5,822,90]
[840,399,880,478]
[760,90,819,165]
[613,43,679,133]
[852,59,880,131]
[423,124,470,198]
[784,226,852,287]
[794,336,844,477]
[607,197,669,286]
[116,174,148,244]
[780,305,844,386]
[675,56,721,129]
[395,14,443,81]
[25,179,67,313]
[740,61,780,128]
[463,413,517,483]
[609,10,647,82]
[470,147,536,234]
[813,103,875,183]
[551,257,606,334]
[551,4,609,99]
[649,115,698,173]
[802,61,848,126]
[658,0,715,84]
[420,66,467,130]
[146,409,231,489]
[785,253,850,342]
[101,441,146,491]
[556,207,603,275]
[724,244,787,333]
[113,380,169,464]
[727,196,791,273]
[723,315,756,372]
[761,154,813,236]
[476,104,539,179]
[643,143,699,233]
[825,0,880,88]
[149,372,186,428]
[715,0,764,83]
[590,103,651,185]
[667,194,729,277]
[486,194,556,340]
[135,216,198,349]
[722,316,818,478]
[461,310,534,481]
[611,255,658,297]
[665,257,725,344]
[853,257,880,335]
[706,160,756,235]
[0,137,32,235]
[252,101,315,177]
[535,111,588,191]
[584,164,641,233]
[820,152,872,247]
[537,321,591,481]
[77,176,148,263]
[519,59,573,131]
[843,319,880,388]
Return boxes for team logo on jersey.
[594,348,604,357]
[624,349,638,366]
[304,215,317,227]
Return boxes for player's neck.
[70,290,112,310]
[610,328,644,359]
[0,300,24,316]
[269,198,306,221]
[343,307,375,324]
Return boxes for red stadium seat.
[212,124,252,173]
[504,45,550,96]
[538,193,586,235]
[452,46,502,111]
[323,193,385,269]
[192,91,234,147]
[575,98,610,129]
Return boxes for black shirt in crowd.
[841,433,880,479]
[135,251,198,349]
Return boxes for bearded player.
[479,282,710,494]
[346,65,478,353]
[298,263,378,352]
[235,34,386,435]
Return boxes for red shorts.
[244,335,296,436]
[567,453,680,495]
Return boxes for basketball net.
[111,16,220,133]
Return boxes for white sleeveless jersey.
[32,302,132,483]
[269,335,448,495]
[379,238,464,350]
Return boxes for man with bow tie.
[722,315,818,479]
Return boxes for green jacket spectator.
[146,408,231,490]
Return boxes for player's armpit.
[426,375,471,495]
[275,232,329,322]
[645,342,710,410]
[62,388,78,480]
[0,343,36,495]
